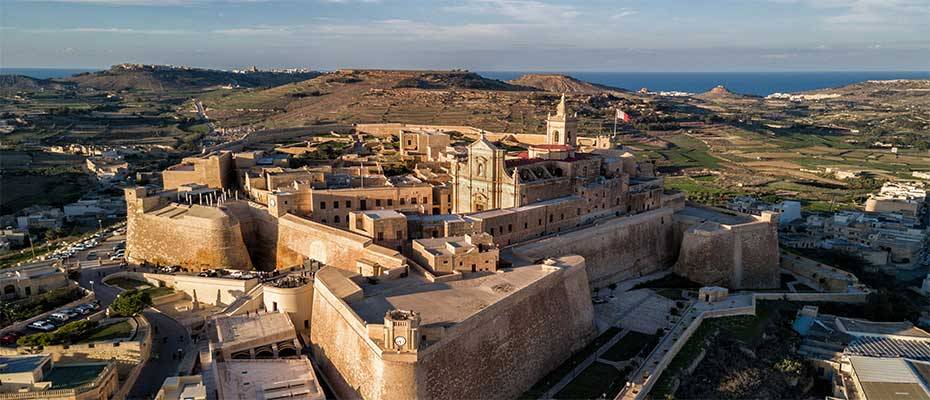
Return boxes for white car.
[29,321,56,331]
[49,312,70,322]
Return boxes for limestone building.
[409,233,499,274]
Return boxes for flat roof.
[215,358,324,400]
[840,318,930,339]
[0,355,49,374]
[215,312,295,348]
[45,363,107,389]
[348,259,577,327]
[359,209,406,220]
[677,205,754,225]
[849,356,930,400]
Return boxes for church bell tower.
[545,94,577,146]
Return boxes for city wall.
[310,259,597,400]
[511,207,678,288]
[125,189,254,271]
[673,213,780,289]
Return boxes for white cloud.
[16,0,271,6]
[444,0,580,25]
[17,26,189,34]
[610,8,638,20]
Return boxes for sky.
[2,0,929,71]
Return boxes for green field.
[75,320,134,343]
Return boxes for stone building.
[162,151,236,190]
[349,210,408,250]
[1,262,70,300]
[0,355,118,400]
[409,233,499,274]
[399,129,451,162]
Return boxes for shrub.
[109,289,152,317]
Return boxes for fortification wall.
[414,260,597,400]
[673,217,779,289]
[310,273,417,400]
[310,259,596,400]
[511,207,678,287]
[276,214,405,272]
[125,204,253,271]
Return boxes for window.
[387,199,393,206]
[508,224,512,232]
[422,197,428,204]
[548,215,553,223]
[346,200,351,208]
[375,199,382,207]
[377,232,384,241]
[334,215,340,223]
[524,222,528,229]
[400,198,406,205]
[273,301,278,312]
[396,230,403,238]
[411,197,418,204]
[538,218,543,226]
[304,320,309,329]
[319,202,326,209]
[334,201,339,209]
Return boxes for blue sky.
[2,0,928,71]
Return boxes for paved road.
[77,263,190,399]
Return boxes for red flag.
[616,109,631,122]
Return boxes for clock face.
[394,336,407,347]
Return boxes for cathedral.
[451,95,639,214]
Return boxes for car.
[229,270,245,279]
[0,332,22,346]
[61,309,79,318]
[28,321,56,332]
[74,305,92,315]
[49,312,70,322]
[110,255,123,261]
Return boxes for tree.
[109,289,152,317]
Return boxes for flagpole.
[612,109,618,138]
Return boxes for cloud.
[610,8,638,20]
[771,0,929,30]
[15,0,272,6]
[16,26,190,34]
[444,0,580,25]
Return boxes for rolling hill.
[507,74,625,94]
[66,64,320,92]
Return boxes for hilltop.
[201,69,635,132]
[0,75,77,92]
[507,74,625,94]
[66,64,319,92]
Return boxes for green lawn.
[520,327,622,399]
[555,361,629,400]
[600,332,660,362]
[106,277,152,291]
[143,286,174,298]
[75,320,134,343]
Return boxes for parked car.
[0,332,22,346]
[49,312,70,322]
[28,320,56,332]
[61,309,79,318]
[74,305,92,315]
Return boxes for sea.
[2,67,928,96]
[480,71,930,96]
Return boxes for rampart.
[511,207,678,287]
[310,256,597,400]
[673,207,780,289]
[125,188,253,270]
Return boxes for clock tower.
[383,309,421,352]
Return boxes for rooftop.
[677,205,755,225]
[347,257,580,328]
[45,363,107,389]
[848,356,930,400]
[215,358,324,400]
[215,312,296,349]
[0,355,49,375]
